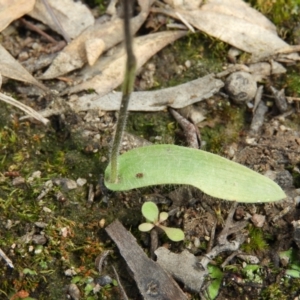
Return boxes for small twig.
[0,92,49,126]
[169,108,200,148]
[175,12,195,33]
[20,18,57,44]
[270,86,288,113]
[206,223,216,253]
[250,101,268,134]
[87,184,94,208]
[272,206,291,224]
[199,235,245,271]
[218,202,248,245]
[253,85,263,114]
[95,250,111,274]
[0,248,14,268]
[287,96,300,102]
[221,251,240,268]
[112,266,129,300]
[150,228,159,260]
[41,0,71,43]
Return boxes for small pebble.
[76,178,87,186]
[34,222,48,228]
[65,268,77,277]
[279,125,287,131]
[32,234,47,245]
[27,170,42,183]
[67,283,80,300]
[234,206,245,220]
[12,176,26,186]
[53,178,77,191]
[194,237,200,248]
[99,219,105,228]
[5,220,13,229]
[34,245,43,254]
[42,207,52,213]
[251,214,266,228]
[94,275,113,286]
[185,60,191,68]
[18,51,29,61]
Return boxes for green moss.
[246,0,299,41]
[260,283,288,300]
[150,32,224,90]
[201,102,246,153]
[242,225,268,254]
[286,71,300,96]
[83,0,107,12]
[126,112,175,144]
[0,101,141,299]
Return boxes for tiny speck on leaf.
[136,173,143,178]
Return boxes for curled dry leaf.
[40,0,154,79]
[0,0,35,32]
[155,0,295,59]
[65,30,187,96]
[0,44,48,92]
[28,0,94,40]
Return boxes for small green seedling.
[280,248,300,278]
[138,202,184,242]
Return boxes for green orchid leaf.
[138,223,155,232]
[105,145,285,203]
[141,201,159,222]
[159,212,169,222]
[160,225,184,242]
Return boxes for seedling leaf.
[207,265,223,300]
[138,223,154,232]
[159,212,169,222]
[286,269,300,278]
[160,225,184,242]
[105,145,285,203]
[141,201,159,222]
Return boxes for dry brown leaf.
[156,0,291,58]
[28,0,94,40]
[0,44,48,92]
[40,0,154,79]
[0,0,35,32]
[65,30,187,96]
[71,74,223,112]
[85,38,106,66]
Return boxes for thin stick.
[112,265,129,300]
[110,0,137,183]
[20,18,57,44]
[0,92,49,126]
[0,248,14,268]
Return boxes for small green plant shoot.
[138,202,184,242]
[104,0,286,204]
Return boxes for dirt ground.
[1,1,300,300]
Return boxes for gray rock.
[225,71,257,103]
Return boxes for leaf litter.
[39,0,155,79]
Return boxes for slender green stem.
[110,0,137,183]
